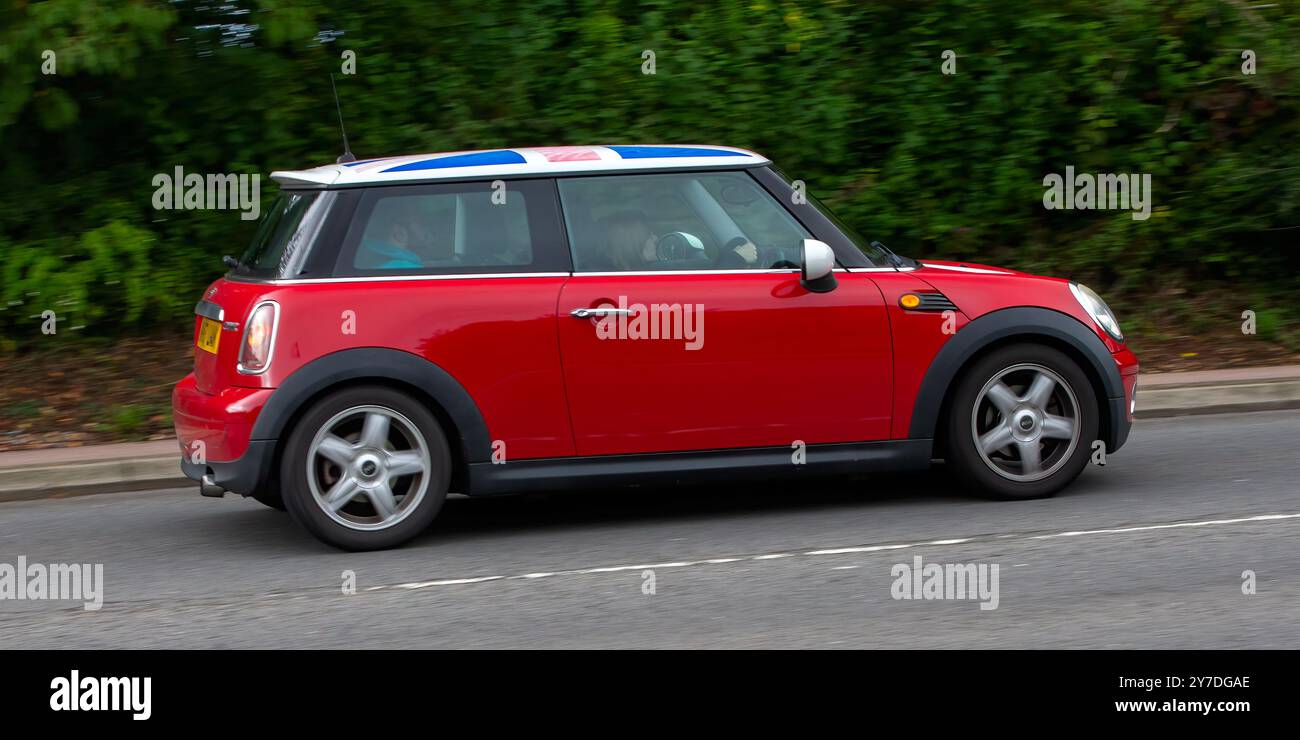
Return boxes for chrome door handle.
[570,307,632,319]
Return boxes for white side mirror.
[800,239,838,293]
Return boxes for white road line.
[1030,512,1300,539]
[366,512,1300,593]
[396,575,504,589]
[806,544,911,556]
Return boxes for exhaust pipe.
[200,474,226,498]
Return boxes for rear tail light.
[237,301,279,374]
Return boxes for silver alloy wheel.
[306,405,431,531]
[970,363,1081,482]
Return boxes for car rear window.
[236,191,321,278]
[353,190,532,270]
[333,179,571,276]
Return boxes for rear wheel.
[249,488,285,511]
[945,343,1098,500]
[281,385,451,550]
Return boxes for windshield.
[806,192,896,265]
[236,191,320,277]
[768,166,896,266]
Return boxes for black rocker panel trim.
[466,439,932,497]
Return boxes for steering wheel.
[654,231,705,262]
[758,239,800,269]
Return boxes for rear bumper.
[172,374,273,460]
[172,373,277,496]
[180,440,277,497]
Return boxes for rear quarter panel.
[218,276,575,460]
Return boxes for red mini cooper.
[173,145,1139,550]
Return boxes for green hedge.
[2,0,1298,344]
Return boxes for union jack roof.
[270,145,767,187]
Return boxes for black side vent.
[915,292,958,312]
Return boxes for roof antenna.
[330,73,356,163]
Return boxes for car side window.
[557,171,811,272]
[334,179,570,276]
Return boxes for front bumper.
[1108,346,1140,452]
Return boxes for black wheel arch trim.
[248,347,492,463]
[908,306,1129,450]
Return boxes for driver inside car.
[604,210,659,270]
[601,210,757,270]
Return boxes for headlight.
[237,301,280,374]
[1069,282,1123,342]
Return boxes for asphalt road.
[1,410,1298,649]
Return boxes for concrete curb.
[1134,378,1300,419]
[0,457,189,503]
[1,365,1297,501]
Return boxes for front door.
[553,170,893,457]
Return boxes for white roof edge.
[268,145,768,188]
[270,169,340,187]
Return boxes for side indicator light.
[899,294,922,309]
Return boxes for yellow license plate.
[197,318,221,354]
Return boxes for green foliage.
[0,220,174,339]
[1,0,1298,344]
[1253,307,1286,342]
[6,399,46,420]
[107,404,148,435]
[97,402,169,436]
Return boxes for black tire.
[945,343,1099,500]
[249,488,286,511]
[281,385,452,550]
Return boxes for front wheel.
[281,385,451,550]
[945,343,1099,500]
